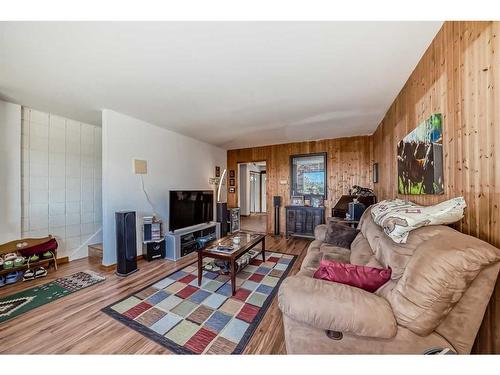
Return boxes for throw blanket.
[370,197,466,243]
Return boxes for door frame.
[235,161,268,217]
[260,170,266,212]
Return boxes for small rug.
[102,251,296,354]
[0,270,105,324]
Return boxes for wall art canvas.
[290,152,327,198]
[397,114,444,195]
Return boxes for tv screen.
[169,190,214,231]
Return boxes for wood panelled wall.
[227,136,373,234]
[372,21,500,354]
[227,21,499,353]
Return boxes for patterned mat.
[0,270,105,324]
[102,251,296,354]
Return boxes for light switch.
[134,159,147,174]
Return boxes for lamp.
[217,169,227,203]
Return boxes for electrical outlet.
[134,159,147,174]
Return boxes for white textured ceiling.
[0,22,442,149]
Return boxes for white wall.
[238,164,249,216]
[21,107,102,260]
[101,110,226,266]
[0,100,21,244]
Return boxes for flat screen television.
[169,190,214,231]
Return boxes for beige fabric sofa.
[278,208,500,354]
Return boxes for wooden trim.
[99,263,115,272]
[57,256,69,265]
[99,255,144,272]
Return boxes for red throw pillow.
[313,259,391,292]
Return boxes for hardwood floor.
[240,213,267,233]
[0,235,310,354]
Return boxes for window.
[290,152,327,199]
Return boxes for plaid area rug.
[102,251,296,354]
[0,270,105,324]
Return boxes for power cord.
[140,174,158,217]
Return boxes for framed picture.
[304,197,311,206]
[291,195,304,206]
[290,152,327,199]
[229,187,235,193]
[229,170,235,178]
[229,178,235,186]
[311,197,324,208]
[215,166,220,177]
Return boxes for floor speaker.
[273,196,281,236]
[115,210,138,276]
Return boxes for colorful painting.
[290,153,327,198]
[303,171,325,195]
[397,114,444,195]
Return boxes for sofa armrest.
[314,224,327,242]
[278,274,397,339]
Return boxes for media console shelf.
[165,222,221,261]
[285,206,325,239]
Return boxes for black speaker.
[115,211,138,276]
[216,202,228,236]
[273,196,281,207]
[145,239,166,261]
[273,196,281,236]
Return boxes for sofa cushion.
[359,209,423,279]
[387,226,500,335]
[313,259,391,292]
[314,224,328,242]
[324,222,360,249]
[307,239,322,253]
[301,245,350,271]
[278,271,398,339]
[350,234,376,266]
[370,197,466,244]
[320,243,351,259]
